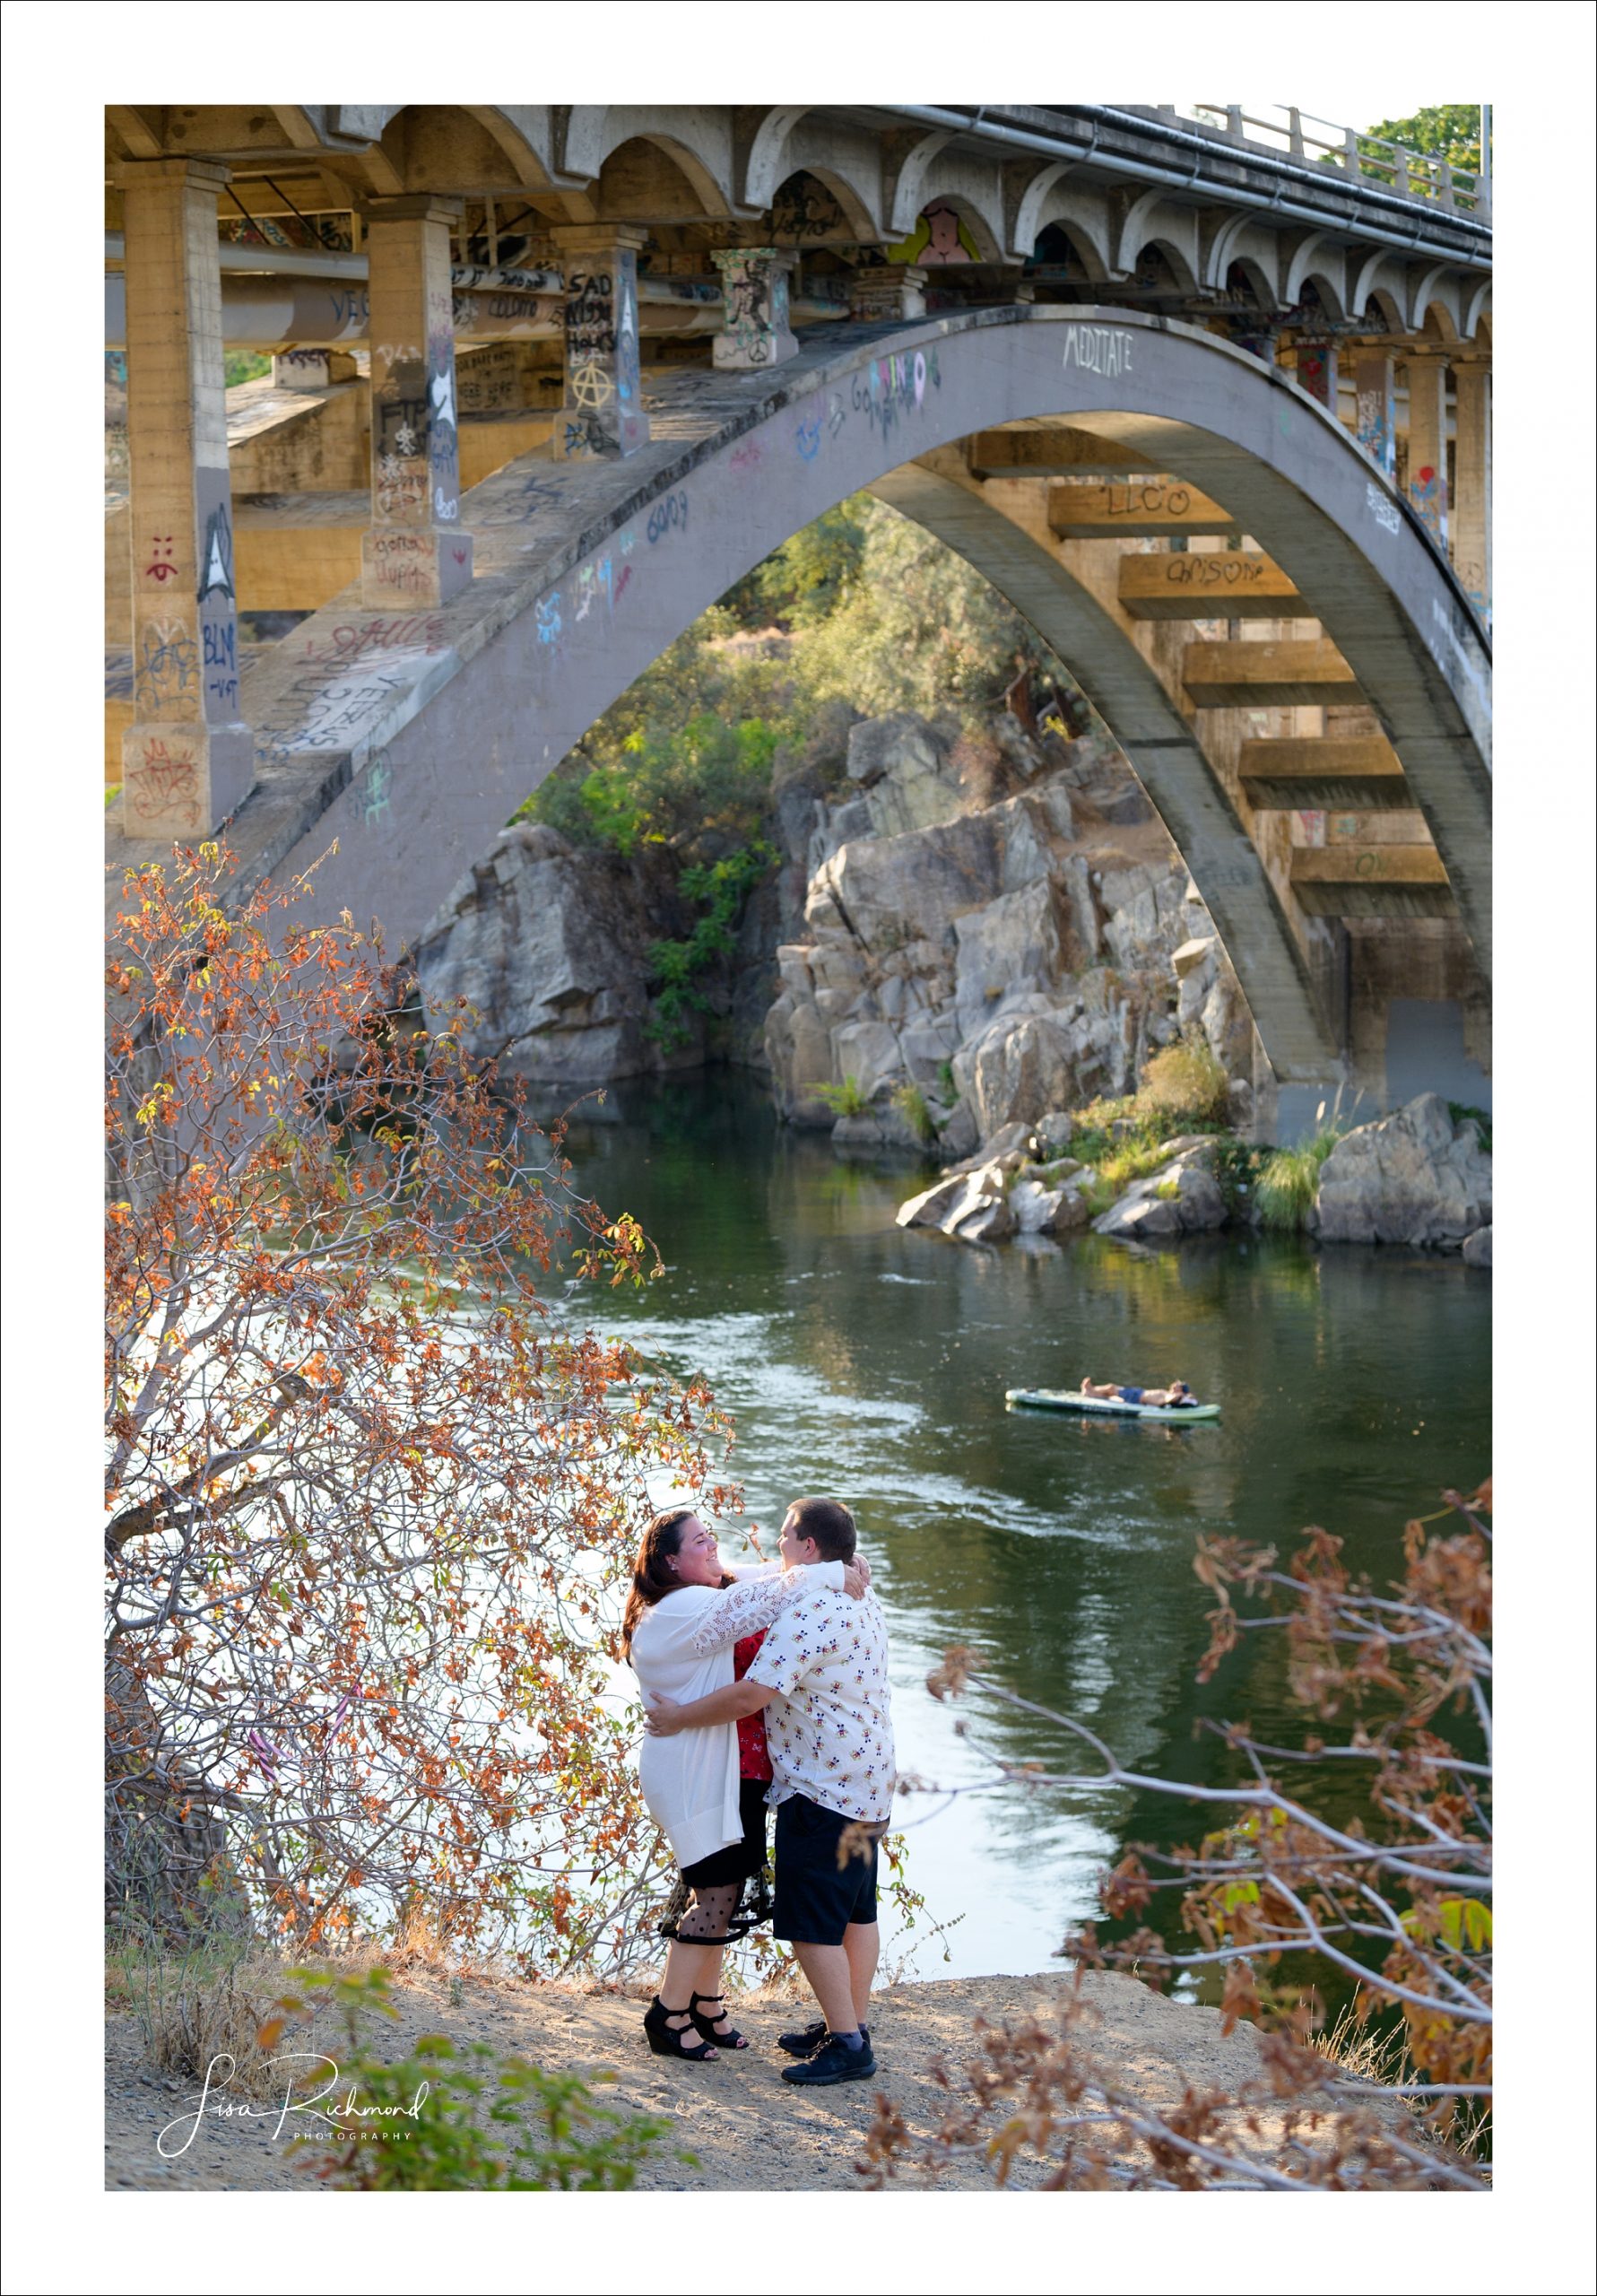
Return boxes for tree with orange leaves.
[105,844,734,1969]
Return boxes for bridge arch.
[180,308,1489,1089]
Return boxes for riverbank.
[105,1963,1363,2193]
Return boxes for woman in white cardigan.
[623,1504,867,2059]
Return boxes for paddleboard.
[1005,1387,1220,1422]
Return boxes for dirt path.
[105,1964,1323,2193]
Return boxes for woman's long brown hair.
[621,1506,724,1664]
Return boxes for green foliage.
[1208,1134,1268,1219]
[532,709,782,861]
[936,1060,957,1102]
[716,500,869,630]
[1361,104,1487,175]
[280,1967,680,2192]
[224,351,273,389]
[1449,1102,1492,1156]
[644,841,775,1050]
[1255,1126,1341,1232]
[892,1083,936,1144]
[794,497,1060,719]
[813,1075,872,1118]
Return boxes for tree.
[868,1484,1492,2190]
[1362,105,1488,177]
[105,845,733,1965]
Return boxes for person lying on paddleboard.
[1079,1377,1196,1408]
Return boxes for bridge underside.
[107,307,1490,1113]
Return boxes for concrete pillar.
[1294,338,1338,407]
[709,245,797,370]
[1402,350,1450,546]
[1452,361,1491,622]
[548,224,648,460]
[1351,348,1396,477]
[361,196,473,608]
[119,159,254,837]
[850,265,927,322]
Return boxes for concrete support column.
[1351,348,1396,477]
[1402,350,1450,546]
[709,245,797,370]
[850,264,927,322]
[548,224,648,460]
[119,158,254,837]
[361,196,473,607]
[1294,338,1338,407]
[1452,361,1491,622]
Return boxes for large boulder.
[1095,1147,1228,1240]
[952,881,1068,1038]
[415,826,674,1082]
[952,1010,1082,1139]
[896,1160,1012,1242]
[1315,1095,1492,1248]
[843,712,965,840]
[1462,1226,1492,1269]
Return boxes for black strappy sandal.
[643,1996,719,2059]
[688,1990,749,2050]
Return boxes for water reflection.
[558,1075,1491,1979]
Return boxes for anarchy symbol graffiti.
[569,358,615,409]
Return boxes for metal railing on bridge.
[1149,104,1491,218]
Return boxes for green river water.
[558,1074,1491,1987]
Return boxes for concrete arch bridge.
[108,304,1489,1123]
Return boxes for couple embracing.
[623,1496,894,2088]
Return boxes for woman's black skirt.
[657,1779,773,1943]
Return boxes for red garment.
[733,1630,773,1781]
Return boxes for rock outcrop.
[1094,1141,1228,1240]
[765,710,1253,1149]
[1315,1095,1492,1248]
[414,824,698,1083]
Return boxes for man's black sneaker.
[777,2019,871,2058]
[779,2034,877,2086]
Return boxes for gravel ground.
[105,1963,1340,2193]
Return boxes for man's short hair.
[785,1495,856,1563]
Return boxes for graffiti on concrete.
[197,499,235,604]
[646,491,689,545]
[535,594,562,645]
[1062,324,1135,378]
[128,735,203,831]
[371,533,435,596]
[771,172,851,245]
[357,752,393,826]
[1365,482,1402,535]
[894,201,978,265]
[135,620,198,713]
[1162,556,1267,589]
[565,272,616,358]
[203,616,239,709]
[574,555,613,621]
[143,535,178,586]
[848,346,942,439]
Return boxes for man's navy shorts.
[772,1792,884,1945]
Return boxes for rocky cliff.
[762,710,1254,1157]
[411,708,1256,1152]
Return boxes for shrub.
[1137,1036,1231,1125]
[1449,1102,1492,1156]
[880,1482,1494,2191]
[892,1083,936,1145]
[644,840,775,1049]
[1255,1126,1341,1231]
[813,1076,872,1118]
[1209,1134,1268,1219]
[280,1968,681,2192]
